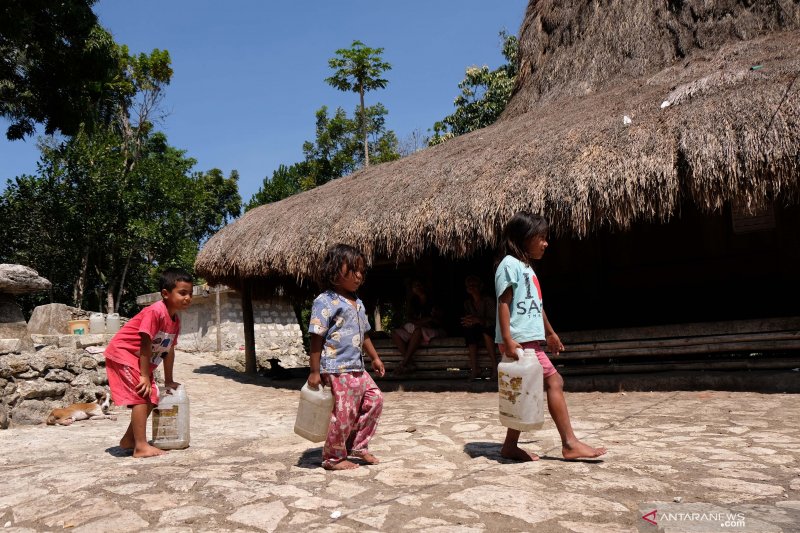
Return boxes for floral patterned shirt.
[309,290,371,374]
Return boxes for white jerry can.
[152,384,190,450]
[105,313,121,334]
[498,348,545,431]
[294,381,334,442]
[89,313,105,334]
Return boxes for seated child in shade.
[392,279,446,375]
[462,274,498,380]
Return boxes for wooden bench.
[370,316,800,380]
[371,336,497,379]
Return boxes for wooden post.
[241,280,257,375]
[215,286,222,353]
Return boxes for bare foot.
[500,445,539,462]
[562,440,606,460]
[323,460,359,470]
[353,451,380,464]
[133,444,166,458]
[119,437,135,450]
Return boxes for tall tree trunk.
[114,254,132,313]
[72,248,89,309]
[106,283,115,315]
[360,87,369,167]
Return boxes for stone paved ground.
[1,351,799,533]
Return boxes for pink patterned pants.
[323,371,383,467]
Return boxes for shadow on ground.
[463,441,606,464]
[538,455,605,464]
[465,441,555,463]
[463,442,505,462]
[105,446,132,458]
[193,357,800,394]
[192,363,305,390]
[297,447,323,469]
[192,363,500,393]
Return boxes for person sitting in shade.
[392,279,446,375]
[461,274,498,380]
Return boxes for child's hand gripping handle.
[501,347,524,363]
[307,372,330,390]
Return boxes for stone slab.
[27,303,72,335]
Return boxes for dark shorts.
[464,325,493,346]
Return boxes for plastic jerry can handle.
[305,381,327,391]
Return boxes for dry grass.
[196,1,800,290]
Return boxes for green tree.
[1,15,239,315]
[110,45,173,168]
[302,106,361,189]
[0,37,238,315]
[246,163,309,211]
[429,32,518,145]
[0,0,119,139]
[56,45,175,309]
[247,103,400,210]
[301,104,399,188]
[0,131,241,315]
[247,48,400,211]
[360,103,400,165]
[0,171,81,311]
[325,40,391,167]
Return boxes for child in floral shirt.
[308,244,385,470]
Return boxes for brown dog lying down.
[46,390,116,426]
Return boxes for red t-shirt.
[105,300,181,369]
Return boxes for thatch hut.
[197,1,800,378]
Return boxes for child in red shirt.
[105,268,193,458]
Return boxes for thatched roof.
[197,1,800,288]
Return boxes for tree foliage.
[325,40,392,167]
[0,0,119,140]
[247,104,399,211]
[429,32,518,145]
[0,130,241,315]
[246,163,308,211]
[246,41,399,212]
[0,28,240,315]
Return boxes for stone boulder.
[10,399,58,425]
[0,264,51,295]
[0,338,22,354]
[62,383,106,405]
[16,378,67,400]
[44,368,76,382]
[0,404,7,429]
[0,265,52,350]
[0,353,31,378]
[27,303,73,335]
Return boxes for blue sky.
[0,1,528,203]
